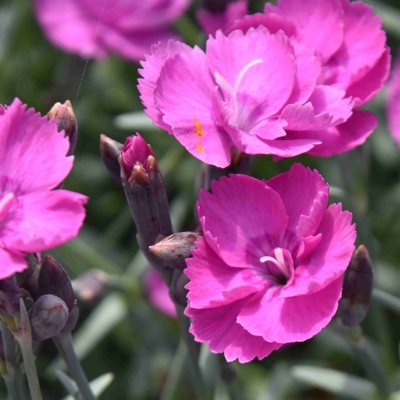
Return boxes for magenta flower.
[146,269,176,318]
[197,0,248,36]
[387,53,400,146]
[0,98,87,279]
[34,0,189,61]
[139,0,389,168]
[184,164,356,362]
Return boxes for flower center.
[0,193,15,223]
[214,58,263,124]
[260,247,294,285]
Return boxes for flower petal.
[0,99,73,196]
[2,190,87,253]
[154,49,233,167]
[0,247,27,279]
[187,298,282,363]
[146,269,176,318]
[266,163,329,240]
[388,52,400,146]
[206,28,296,119]
[185,235,267,309]
[287,109,377,157]
[138,40,192,131]
[237,276,343,343]
[198,174,288,269]
[34,0,107,59]
[282,203,355,298]
[265,0,344,63]
[326,0,386,92]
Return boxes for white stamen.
[233,58,263,94]
[0,193,15,222]
[260,248,290,279]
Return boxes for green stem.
[176,305,205,400]
[53,334,96,400]
[0,321,24,400]
[18,340,43,400]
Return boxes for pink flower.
[0,98,87,279]
[387,53,400,146]
[184,163,356,362]
[197,0,248,36]
[146,269,176,318]
[34,0,189,61]
[139,0,389,168]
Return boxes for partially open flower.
[185,163,356,362]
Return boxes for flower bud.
[120,133,154,180]
[149,232,200,270]
[17,253,41,299]
[58,302,79,336]
[0,278,22,316]
[73,269,108,302]
[28,294,69,342]
[100,134,123,184]
[47,100,77,156]
[119,135,173,276]
[169,271,189,308]
[338,245,374,327]
[38,255,75,311]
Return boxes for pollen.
[196,143,205,153]
[194,118,204,138]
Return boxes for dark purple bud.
[17,253,41,299]
[149,232,200,271]
[0,278,22,316]
[169,271,189,308]
[73,269,108,302]
[58,302,79,336]
[338,245,374,327]
[201,0,239,13]
[38,255,75,311]
[47,100,77,156]
[28,295,69,342]
[100,134,123,184]
[120,133,154,180]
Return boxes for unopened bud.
[100,134,123,184]
[0,278,22,316]
[128,163,151,186]
[28,295,69,342]
[169,271,189,308]
[47,100,77,156]
[38,255,75,311]
[58,302,79,336]
[149,232,200,270]
[73,269,108,302]
[17,253,41,299]
[120,133,154,179]
[338,245,374,327]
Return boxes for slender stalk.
[53,334,96,400]
[18,341,43,400]
[14,299,42,400]
[0,321,24,400]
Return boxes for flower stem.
[18,340,43,400]
[53,334,96,400]
[0,322,24,400]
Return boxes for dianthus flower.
[139,0,389,168]
[197,0,248,36]
[34,0,189,61]
[0,99,87,279]
[184,164,356,362]
[387,53,400,146]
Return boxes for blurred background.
[1,0,400,398]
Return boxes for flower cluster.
[34,0,189,61]
[185,164,356,362]
[139,0,389,167]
